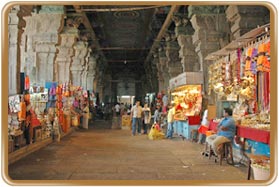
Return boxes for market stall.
[169,72,203,140]
[206,24,270,176]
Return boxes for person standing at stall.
[166,103,176,139]
[130,101,143,136]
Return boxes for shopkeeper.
[205,108,236,156]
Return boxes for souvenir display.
[172,85,202,120]
[207,25,270,159]
[8,95,21,113]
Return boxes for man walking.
[130,101,143,136]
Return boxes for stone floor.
[8,120,249,185]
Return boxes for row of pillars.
[8,5,105,96]
[144,5,268,103]
[8,5,269,103]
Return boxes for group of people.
[133,99,236,160]
[130,101,152,136]
[128,100,177,140]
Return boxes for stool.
[201,142,213,158]
[218,142,234,165]
[206,142,234,165]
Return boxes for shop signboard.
[169,72,203,90]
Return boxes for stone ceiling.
[65,5,174,80]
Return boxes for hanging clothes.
[250,48,258,75]
[245,48,253,76]
[25,76,30,90]
[257,43,270,72]
[18,99,26,121]
[49,83,56,96]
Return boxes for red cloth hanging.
[25,76,30,90]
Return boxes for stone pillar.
[21,5,64,86]
[81,48,91,89]
[164,33,183,79]
[97,83,104,103]
[151,60,159,92]
[158,47,170,91]
[153,51,165,92]
[103,73,112,103]
[8,6,27,95]
[226,5,269,40]
[189,6,230,99]
[86,54,97,91]
[173,14,199,72]
[70,41,88,87]
[55,18,79,84]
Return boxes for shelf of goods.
[237,113,270,145]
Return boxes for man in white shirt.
[130,101,143,136]
[115,103,120,116]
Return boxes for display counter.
[237,125,270,145]
[174,116,200,140]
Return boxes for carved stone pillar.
[55,19,79,84]
[8,6,28,95]
[173,14,199,72]
[226,5,269,40]
[21,5,64,86]
[70,41,88,87]
[151,60,159,92]
[86,54,97,91]
[103,73,112,103]
[81,48,91,89]
[152,53,164,92]
[158,47,170,91]
[165,33,183,80]
[97,82,104,103]
[189,6,230,98]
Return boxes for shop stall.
[7,78,85,153]
[169,72,203,140]
[205,24,270,175]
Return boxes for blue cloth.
[217,117,236,141]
